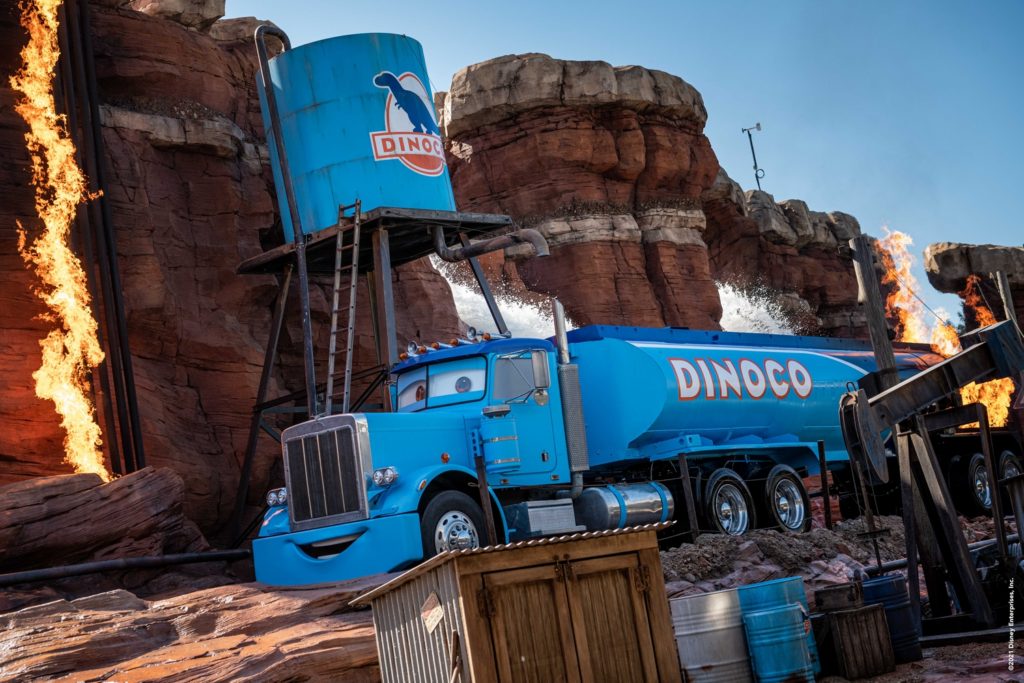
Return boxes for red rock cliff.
[0,2,461,533]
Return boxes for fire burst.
[11,0,110,480]
[878,231,1016,428]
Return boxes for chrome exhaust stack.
[552,299,589,497]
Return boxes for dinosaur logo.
[369,71,445,176]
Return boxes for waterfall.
[716,282,795,335]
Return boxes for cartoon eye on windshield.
[455,376,473,393]
[397,367,427,410]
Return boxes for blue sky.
[228,0,1023,316]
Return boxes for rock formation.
[442,53,723,330]
[924,242,1024,325]
[0,467,206,573]
[0,1,462,534]
[701,169,867,336]
[441,53,869,336]
[0,578,381,681]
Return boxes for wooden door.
[564,553,660,683]
[482,564,582,683]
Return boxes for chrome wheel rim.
[714,483,749,535]
[972,461,992,509]
[434,510,480,553]
[773,478,806,530]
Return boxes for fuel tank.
[566,326,940,467]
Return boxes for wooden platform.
[237,207,514,276]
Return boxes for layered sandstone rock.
[0,468,206,573]
[924,242,1024,325]
[0,578,382,682]
[701,168,867,336]
[0,2,462,533]
[442,53,722,330]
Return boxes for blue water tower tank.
[259,33,457,239]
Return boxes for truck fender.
[408,464,509,544]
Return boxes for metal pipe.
[433,226,549,263]
[865,533,1019,576]
[78,0,146,468]
[0,549,251,587]
[552,299,571,366]
[254,25,319,418]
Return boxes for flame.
[878,228,931,343]
[11,0,110,480]
[877,233,1016,428]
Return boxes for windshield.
[396,356,487,411]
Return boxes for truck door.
[489,352,561,481]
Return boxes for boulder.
[924,241,1024,327]
[0,468,207,573]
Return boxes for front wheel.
[763,465,811,532]
[705,468,756,536]
[420,490,486,558]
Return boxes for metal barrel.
[259,33,456,239]
[736,577,820,675]
[742,604,814,683]
[670,588,753,682]
[862,573,923,663]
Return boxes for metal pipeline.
[433,226,549,263]
[864,532,1020,576]
[0,549,251,587]
[255,24,319,418]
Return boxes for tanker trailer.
[256,307,1016,585]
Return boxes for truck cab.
[253,337,569,586]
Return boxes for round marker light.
[267,490,278,506]
[372,469,386,487]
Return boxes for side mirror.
[531,350,551,389]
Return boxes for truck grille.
[282,417,369,531]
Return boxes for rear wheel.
[964,453,993,516]
[420,491,485,558]
[763,465,811,532]
[705,468,756,536]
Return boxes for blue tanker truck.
[246,30,1021,585]
[252,305,1023,585]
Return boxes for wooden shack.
[351,523,680,683]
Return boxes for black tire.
[762,465,811,533]
[997,450,1023,514]
[704,468,756,536]
[962,453,993,517]
[420,490,486,558]
[1000,450,1023,481]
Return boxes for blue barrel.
[863,574,922,663]
[743,605,814,683]
[260,33,456,239]
[737,577,819,675]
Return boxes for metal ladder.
[324,200,362,415]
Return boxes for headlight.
[372,466,399,487]
[266,487,287,507]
